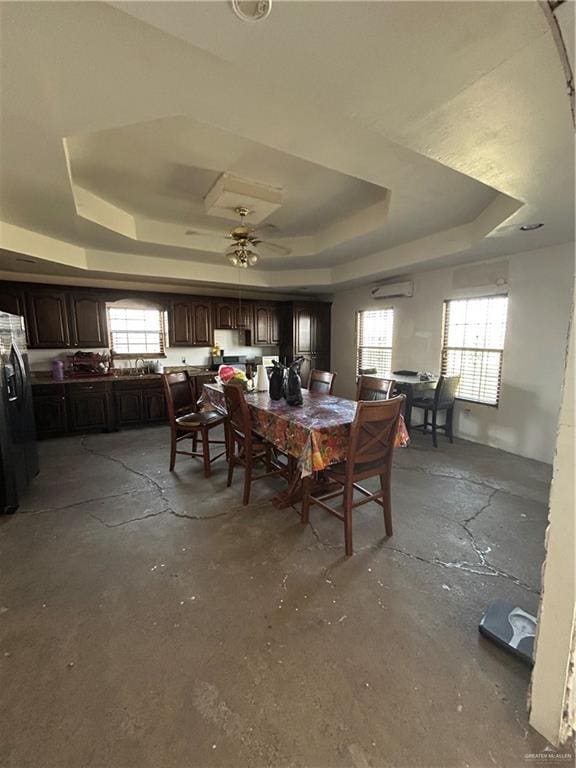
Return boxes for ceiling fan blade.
[259,240,291,256]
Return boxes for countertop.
[31,369,217,386]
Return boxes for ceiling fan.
[187,206,291,268]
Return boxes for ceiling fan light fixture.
[248,253,258,266]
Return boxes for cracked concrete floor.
[0,426,556,767]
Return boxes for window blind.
[441,295,508,406]
[356,309,394,376]
[108,307,165,355]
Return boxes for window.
[356,308,394,376]
[107,306,165,356]
[441,295,508,406]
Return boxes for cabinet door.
[170,301,191,345]
[313,304,331,356]
[115,390,143,425]
[235,302,252,331]
[33,395,67,438]
[294,306,313,354]
[69,295,107,348]
[143,389,166,422]
[27,290,70,348]
[191,301,212,346]
[67,384,111,432]
[269,305,280,345]
[254,305,271,345]
[0,286,25,317]
[215,302,234,330]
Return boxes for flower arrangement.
[218,365,248,390]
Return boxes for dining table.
[201,382,410,508]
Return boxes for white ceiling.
[0,1,573,292]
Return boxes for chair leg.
[432,410,438,448]
[380,474,393,537]
[343,483,354,556]
[192,431,198,454]
[448,406,454,443]
[423,408,428,432]
[169,429,177,471]
[227,438,235,488]
[243,459,252,506]
[201,426,211,478]
[265,443,272,472]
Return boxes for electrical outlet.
[181,357,186,364]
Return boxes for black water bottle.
[285,357,304,406]
[269,361,286,401]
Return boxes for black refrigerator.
[0,311,39,513]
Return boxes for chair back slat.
[435,375,460,406]
[223,384,253,442]
[347,395,405,476]
[308,369,337,394]
[162,371,196,424]
[356,375,395,401]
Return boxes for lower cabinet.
[32,385,67,438]
[33,378,167,438]
[67,382,113,433]
[115,380,166,427]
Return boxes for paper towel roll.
[256,364,269,392]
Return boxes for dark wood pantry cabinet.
[279,301,332,384]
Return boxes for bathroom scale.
[478,599,536,666]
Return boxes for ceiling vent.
[371,280,413,299]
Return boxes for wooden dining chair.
[162,371,227,477]
[223,384,287,505]
[301,394,405,556]
[307,369,337,394]
[411,375,460,447]
[356,374,395,401]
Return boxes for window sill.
[111,353,167,360]
[456,397,499,409]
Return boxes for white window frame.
[356,308,395,377]
[441,294,509,407]
[107,304,166,358]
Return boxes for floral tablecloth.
[201,383,409,477]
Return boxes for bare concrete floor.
[0,427,558,767]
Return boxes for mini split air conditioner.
[371,280,413,299]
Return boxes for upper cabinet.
[0,285,25,318]
[68,294,108,347]
[214,300,253,333]
[254,302,280,346]
[168,298,213,347]
[26,289,71,348]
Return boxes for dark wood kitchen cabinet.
[32,384,67,438]
[169,299,212,346]
[68,294,108,348]
[0,285,25,318]
[254,303,280,346]
[66,382,113,433]
[114,379,166,426]
[26,289,71,348]
[214,300,253,332]
[279,301,332,384]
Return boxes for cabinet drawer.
[33,383,65,397]
[67,382,111,395]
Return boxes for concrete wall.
[331,242,575,463]
[530,305,575,745]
